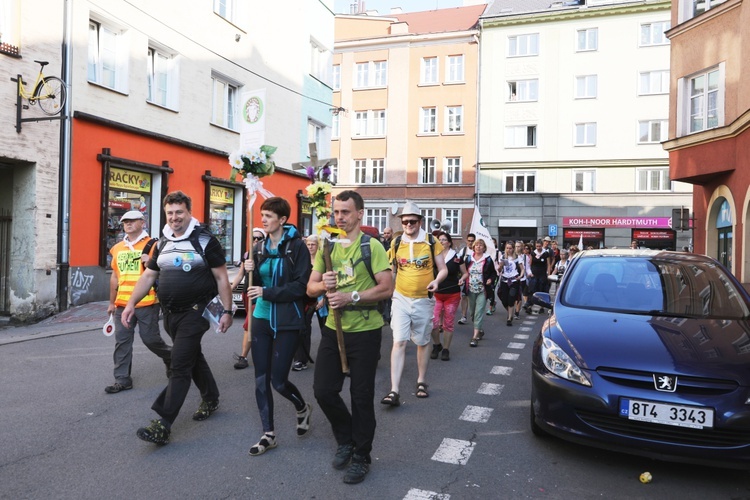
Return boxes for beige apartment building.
[332,5,486,239]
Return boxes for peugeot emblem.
[653,374,677,392]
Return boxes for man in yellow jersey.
[381,201,447,405]
[105,210,171,394]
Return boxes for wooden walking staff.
[322,237,349,374]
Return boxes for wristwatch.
[221,309,233,316]
[351,291,360,304]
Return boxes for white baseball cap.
[120,210,145,222]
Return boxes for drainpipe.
[57,0,73,311]
[474,27,482,215]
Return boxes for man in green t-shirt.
[307,190,392,485]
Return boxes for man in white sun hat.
[106,210,172,394]
[381,201,447,406]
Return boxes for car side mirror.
[531,292,553,310]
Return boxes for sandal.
[416,382,429,398]
[248,433,277,456]
[470,338,478,347]
[380,391,400,407]
[296,403,312,436]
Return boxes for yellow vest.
[110,237,158,308]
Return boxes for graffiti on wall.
[70,267,94,303]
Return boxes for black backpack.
[332,234,385,314]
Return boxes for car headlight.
[541,337,591,387]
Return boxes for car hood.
[552,308,750,384]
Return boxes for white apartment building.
[478,0,692,250]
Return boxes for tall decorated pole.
[305,164,349,374]
[228,145,276,338]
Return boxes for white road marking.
[499,352,520,361]
[518,327,532,332]
[404,489,450,500]
[507,342,526,349]
[491,366,513,376]
[460,405,493,423]
[477,383,504,395]
[514,334,529,339]
[522,321,535,325]
[431,438,475,465]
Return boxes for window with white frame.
[88,19,128,92]
[508,33,539,57]
[575,75,597,99]
[354,111,368,136]
[504,171,536,193]
[576,28,598,52]
[213,0,234,21]
[354,62,368,88]
[443,209,460,236]
[573,170,596,193]
[688,68,721,133]
[0,0,19,51]
[446,106,463,133]
[421,57,438,84]
[445,157,461,184]
[640,21,670,46]
[372,159,385,184]
[680,0,728,22]
[332,113,340,138]
[575,123,597,146]
[330,163,339,184]
[365,208,389,232]
[505,125,537,148]
[332,65,341,91]
[420,209,436,232]
[420,158,436,184]
[446,55,464,83]
[353,159,367,184]
[373,110,386,136]
[639,70,670,95]
[211,73,239,130]
[352,110,386,137]
[308,120,323,153]
[310,38,331,84]
[420,107,437,134]
[637,168,671,192]
[507,79,538,102]
[374,61,388,86]
[147,46,178,109]
[638,119,668,143]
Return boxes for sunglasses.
[401,219,420,226]
[253,236,264,241]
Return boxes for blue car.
[530,249,750,468]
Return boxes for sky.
[333,0,464,15]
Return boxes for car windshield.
[561,256,750,319]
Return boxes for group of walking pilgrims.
[107,189,573,485]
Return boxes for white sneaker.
[458,317,467,324]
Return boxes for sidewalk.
[0,301,110,346]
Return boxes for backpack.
[332,233,386,313]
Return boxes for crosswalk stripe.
[514,334,529,339]
[460,405,493,423]
[507,342,526,349]
[431,438,475,465]
[491,366,513,376]
[404,488,450,500]
[499,352,520,360]
[477,382,504,395]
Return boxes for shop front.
[562,216,676,250]
[204,176,244,265]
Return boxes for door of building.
[718,227,732,269]
[0,209,10,314]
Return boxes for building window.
[689,68,721,133]
[420,158,436,184]
[352,110,386,137]
[505,125,537,148]
[353,159,367,184]
[443,209,460,236]
[420,208,436,233]
[573,170,596,193]
[638,119,668,143]
[445,157,461,184]
[421,57,438,84]
[147,46,178,109]
[508,33,539,57]
[208,184,239,264]
[213,0,234,21]
[575,75,597,99]
[446,55,464,83]
[374,61,388,86]
[332,113,340,139]
[507,79,538,102]
[354,111,368,136]
[373,110,386,136]
[354,62,369,88]
[211,73,239,130]
[308,120,323,153]
[0,0,19,53]
[372,159,385,184]
[445,106,463,133]
[88,19,128,92]
[310,38,331,84]
[365,208,389,232]
[575,123,597,146]
[680,0,728,21]
[576,28,598,52]
[639,70,670,95]
[504,171,536,193]
[637,168,672,192]
[332,64,341,91]
[640,21,670,46]
[330,163,339,184]
[106,168,155,267]
[420,107,437,134]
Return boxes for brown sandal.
[416,382,429,398]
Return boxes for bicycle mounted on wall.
[11,60,67,132]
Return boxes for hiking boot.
[105,382,132,394]
[332,442,355,470]
[441,349,450,361]
[192,400,219,421]
[343,454,370,484]
[430,343,443,360]
[136,419,170,445]
[292,361,308,371]
[233,355,249,370]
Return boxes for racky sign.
[110,168,151,193]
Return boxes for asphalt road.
[2,306,750,499]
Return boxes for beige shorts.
[390,291,435,346]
